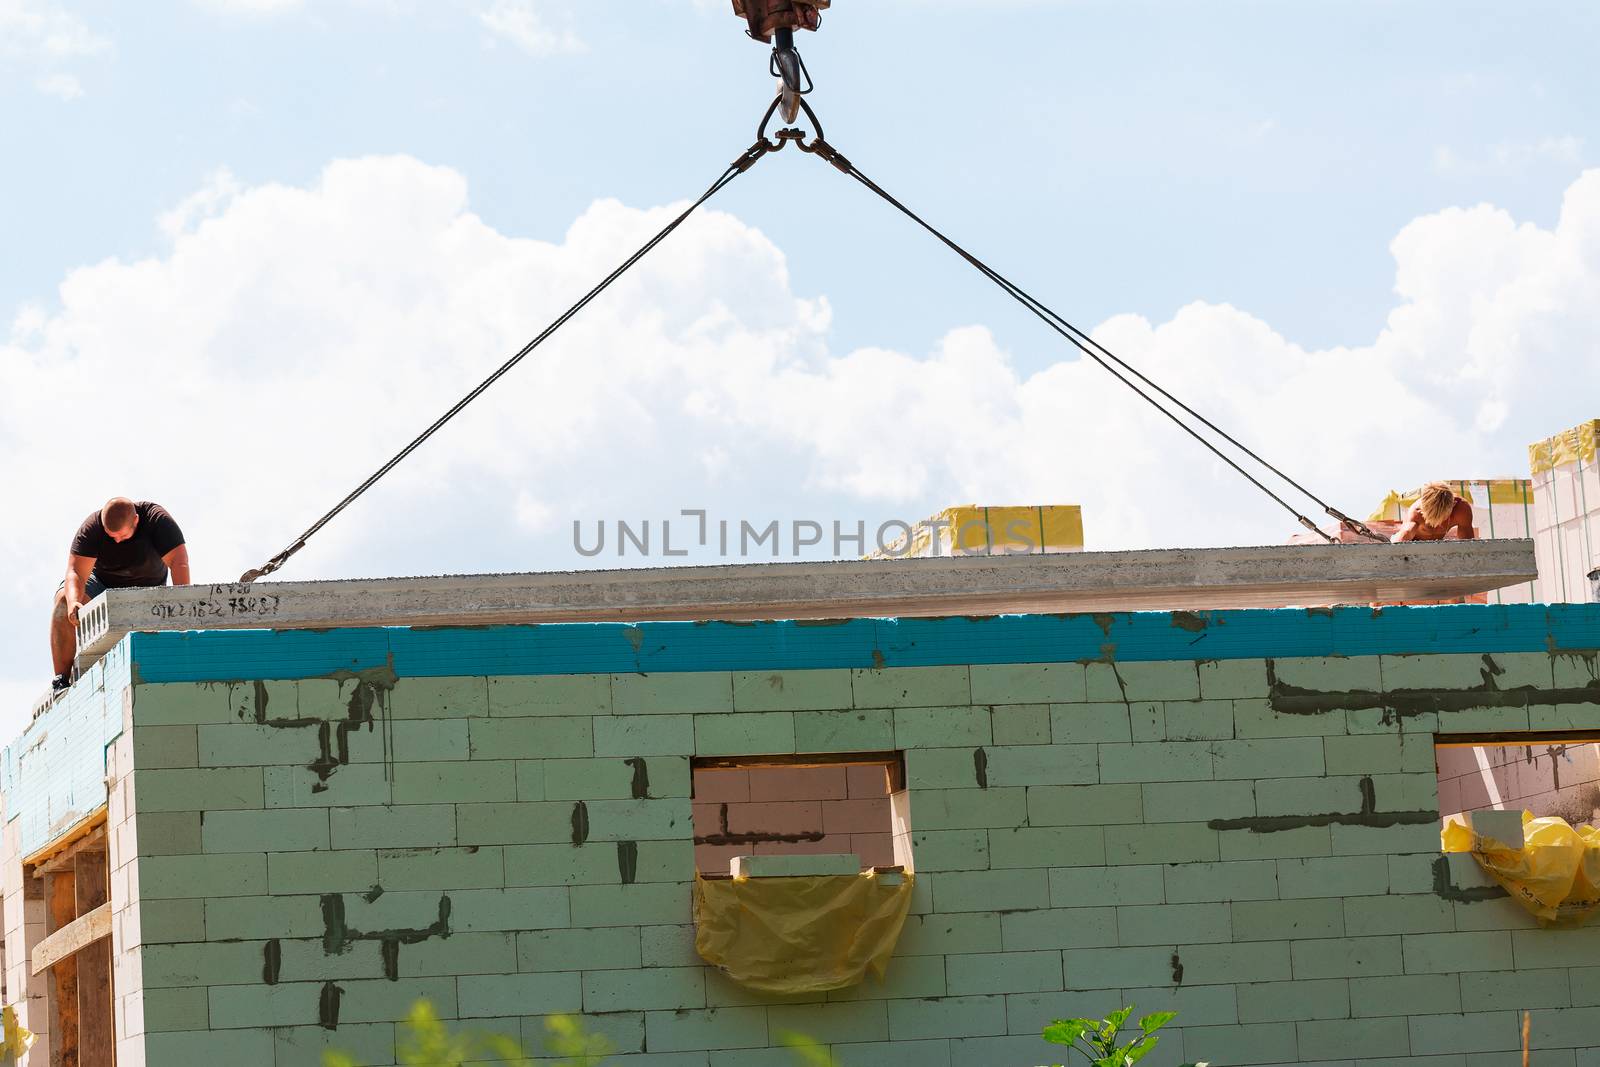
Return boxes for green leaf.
[1124,1035,1160,1064]
[1103,1006,1134,1037]
[1042,1019,1094,1047]
[1137,1011,1178,1035]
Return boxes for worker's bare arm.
[64,554,95,625]
[1452,501,1477,539]
[164,544,191,586]
[1390,511,1422,543]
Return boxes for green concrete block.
[584,967,705,1012]
[594,714,695,756]
[1254,774,1366,816]
[1552,651,1600,688]
[970,663,1087,705]
[1229,898,1344,942]
[1343,894,1454,936]
[487,674,609,717]
[469,717,593,759]
[829,1039,951,1067]
[1162,860,1277,904]
[1141,780,1255,823]
[1510,927,1600,969]
[611,672,733,714]
[893,706,991,749]
[1198,659,1271,700]
[731,668,854,712]
[946,950,1062,995]
[338,887,456,931]
[639,924,698,968]
[197,723,322,767]
[1180,1022,1297,1065]
[634,840,695,883]
[1049,702,1133,744]
[141,853,266,899]
[264,763,391,808]
[1003,990,1127,1038]
[1049,865,1164,908]
[273,1023,398,1067]
[343,720,470,763]
[1236,978,1350,1023]
[1332,822,1445,857]
[1299,1015,1412,1058]
[1104,823,1219,865]
[1407,1011,1520,1056]
[1062,946,1176,989]
[985,744,1098,787]
[456,801,576,845]
[647,1005,768,1051]
[1163,700,1236,741]
[135,767,264,813]
[143,941,271,987]
[268,849,377,894]
[1129,701,1164,743]
[1271,655,1382,693]
[139,986,210,1032]
[542,756,691,800]
[138,897,209,944]
[1573,966,1600,1006]
[828,953,950,1002]
[1371,770,1441,809]
[1028,784,1143,826]
[1323,734,1405,775]
[376,846,504,890]
[897,912,1002,956]
[519,927,642,972]
[907,829,988,872]
[207,981,325,1029]
[570,883,692,927]
[516,759,544,801]
[1175,940,1293,985]
[1116,902,1231,946]
[526,1012,644,1058]
[1291,935,1404,979]
[389,675,488,719]
[792,707,896,752]
[329,804,455,850]
[988,826,1104,869]
[1345,706,1410,734]
[694,711,797,756]
[202,808,329,854]
[444,886,571,931]
[930,869,1049,912]
[504,842,631,886]
[1438,704,1534,734]
[1348,973,1461,1018]
[457,971,581,1017]
[1405,932,1515,974]
[998,906,1118,951]
[204,894,323,941]
[275,937,386,982]
[852,666,971,709]
[338,977,458,1023]
[582,798,692,842]
[134,724,199,770]
[1528,704,1600,731]
[136,811,204,856]
[906,748,988,790]
[1381,652,1504,692]
[1099,661,1201,702]
[1099,741,1213,783]
[1118,982,1239,1028]
[733,853,859,877]
[1459,968,1572,1011]
[1278,855,1391,899]
[909,787,1026,831]
[134,682,249,726]
[991,703,1052,746]
[1390,853,1445,895]
[142,1029,276,1062]
[887,994,1006,1040]
[1232,698,1346,739]
[396,931,518,978]
[1219,825,1332,861]
[767,1001,888,1045]
[1530,1006,1600,1051]
[1210,737,1325,780]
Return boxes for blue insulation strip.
[126,603,1600,683]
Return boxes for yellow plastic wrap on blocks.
[1442,812,1600,926]
[693,871,916,994]
[1529,419,1600,476]
[1,1006,34,1061]
[1368,480,1534,523]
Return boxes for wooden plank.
[46,872,80,1067]
[32,903,111,976]
[24,813,107,873]
[73,852,114,1067]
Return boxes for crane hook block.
[734,0,830,44]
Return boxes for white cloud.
[1435,136,1585,176]
[0,0,109,98]
[5,157,1600,738]
[477,0,583,56]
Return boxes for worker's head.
[1418,482,1457,526]
[101,498,139,543]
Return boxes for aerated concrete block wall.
[98,607,1600,1066]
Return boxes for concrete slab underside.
[75,540,1536,666]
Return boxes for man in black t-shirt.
[50,498,190,691]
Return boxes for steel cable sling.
[241,132,782,582]
[774,98,1383,545]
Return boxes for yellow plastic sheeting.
[1367,480,1533,523]
[869,505,1084,559]
[1529,419,1600,476]
[1442,812,1600,926]
[1,1005,34,1062]
[693,871,916,994]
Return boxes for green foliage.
[322,1001,613,1067]
[775,1030,837,1067]
[1038,1005,1206,1067]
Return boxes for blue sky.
[2,0,1598,727]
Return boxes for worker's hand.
[67,601,83,627]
